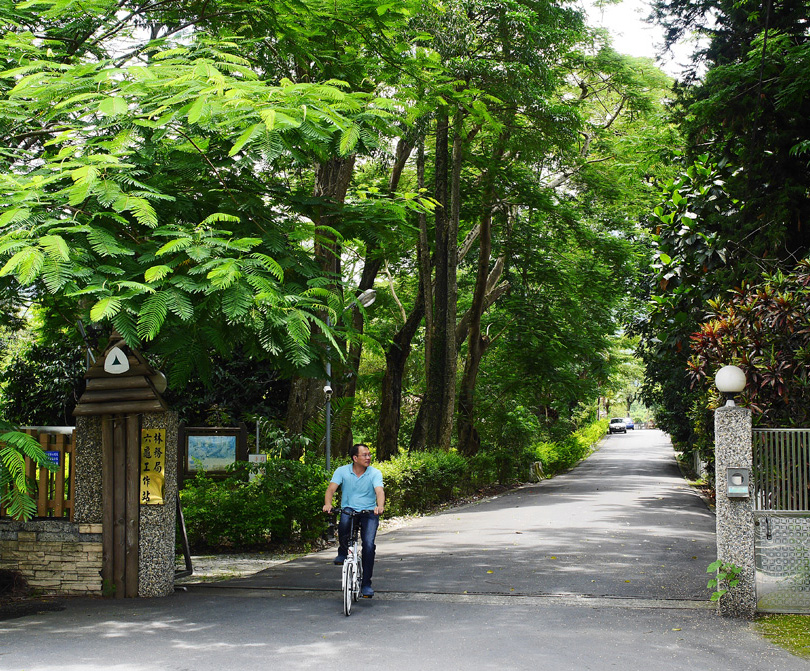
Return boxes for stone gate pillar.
[73,332,177,598]
[138,411,178,597]
[714,403,756,618]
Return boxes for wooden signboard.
[178,423,248,485]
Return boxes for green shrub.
[480,402,545,450]
[377,449,468,516]
[466,450,498,488]
[467,444,539,486]
[533,419,607,476]
[258,460,329,542]
[179,459,328,551]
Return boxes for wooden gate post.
[74,333,177,598]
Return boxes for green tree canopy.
[0,0,433,386]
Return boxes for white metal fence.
[753,428,810,613]
[753,428,810,511]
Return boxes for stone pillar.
[714,404,756,618]
[73,413,179,597]
[139,411,178,597]
[73,416,103,525]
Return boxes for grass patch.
[756,615,810,659]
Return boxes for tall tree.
[404,0,588,452]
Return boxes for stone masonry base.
[0,520,103,595]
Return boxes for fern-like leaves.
[0,426,57,521]
[138,290,172,340]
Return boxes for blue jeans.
[338,508,379,587]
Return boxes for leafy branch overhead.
[1,0,686,469]
[0,32,431,382]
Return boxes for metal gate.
[753,428,810,613]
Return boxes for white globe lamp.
[715,365,746,406]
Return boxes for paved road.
[1,430,806,671]
[230,429,717,601]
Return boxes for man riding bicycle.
[323,443,385,598]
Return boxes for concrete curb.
[183,583,715,610]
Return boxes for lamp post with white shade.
[325,289,376,472]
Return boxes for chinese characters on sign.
[140,429,166,505]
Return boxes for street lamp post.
[324,289,376,473]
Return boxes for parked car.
[609,418,627,434]
[624,417,635,430]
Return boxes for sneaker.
[361,585,374,598]
[333,555,346,565]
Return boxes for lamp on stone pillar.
[713,363,756,618]
[715,365,746,406]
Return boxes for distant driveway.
[231,429,716,601]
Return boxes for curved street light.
[325,289,376,472]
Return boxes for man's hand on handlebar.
[323,506,384,516]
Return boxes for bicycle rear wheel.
[343,562,354,616]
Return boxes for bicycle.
[336,508,373,616]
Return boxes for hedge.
[179,459,328,551]
[178,420,608,550]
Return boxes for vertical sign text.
[140,429,166,505]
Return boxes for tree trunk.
[335,138,414,455]
[376,287,425,460]
[438,112,463,449]
[457,141,505,456]
[312,156,356,275]
[410,110,456,450]
[457,209,493,455]
[417,140,434,379]
[285,155,356,451]
[374,140,429,459]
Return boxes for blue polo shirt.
[330,464,383,510]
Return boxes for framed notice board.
[178,423,248,484]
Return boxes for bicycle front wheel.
[353,553,362,602]
[343,563,354,616]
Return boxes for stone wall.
[0,520,103,595]
[2,412,177,598]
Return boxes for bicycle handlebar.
[328,508,375,516]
